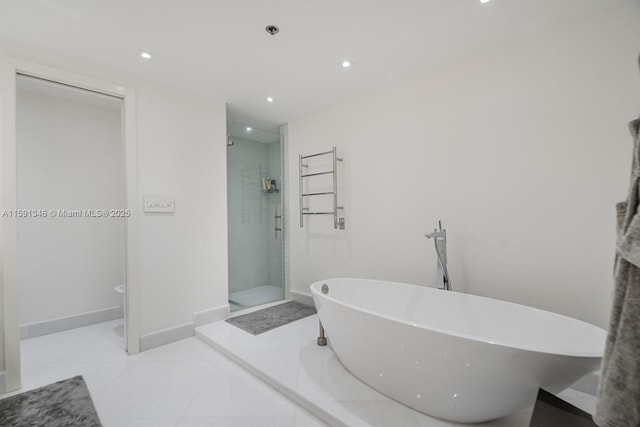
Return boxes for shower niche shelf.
[299,146,345,230]
[262,178,279,193]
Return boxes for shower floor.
[229,284,283,308]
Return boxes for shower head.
[227,135,235,146]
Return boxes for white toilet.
[114,285,125,317]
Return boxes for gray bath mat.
[226,301,316,335]
[0,375,102,427]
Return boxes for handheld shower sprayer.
[425,220,452,291]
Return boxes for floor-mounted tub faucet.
[317,321,327,346]
[425,221,452,291]
[317,284,329,346]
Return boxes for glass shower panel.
[226,122,284,311]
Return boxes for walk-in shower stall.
[226,122,284,311]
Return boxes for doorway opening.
[16,75,127,349]
[1,58,140,393]
[226,121,285,311]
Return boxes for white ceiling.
[0,0,627,128]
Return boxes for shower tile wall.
[227,136,282,295]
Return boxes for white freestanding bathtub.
[310,278,606,423]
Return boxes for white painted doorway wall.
[0,57,140,393]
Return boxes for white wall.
[16,87,124,324]
[288,4,640,328]
[0,37,228,338]
[136,87,227,334]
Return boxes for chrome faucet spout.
[425,221,452,291]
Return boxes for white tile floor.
[7,319,326,426]
[4,315,597,427]
[196,313,599,427]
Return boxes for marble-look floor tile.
[20,361,129,396]
[555,388,597,416]
[176,416,298,427]
[297,348,387,402]
[21,319,126,367]
[20,361,50,381]
[295,408,329,427]
[133,336,226,363]
[59,336,129,363]
[9,321,325,426]
[183,358,296,418]
[94,360,216,419]
[101,418,180,427]
[232,347,301,391]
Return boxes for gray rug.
[0,375,101,427]
[226,301,316,335]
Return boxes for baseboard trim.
[20,306,123,340]
[0,371,6,395]
[193,304,230,327]
[290,290,314,308]
[139,304,232,353]
[139,322,194,352]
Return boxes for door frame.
[0,57,140,392]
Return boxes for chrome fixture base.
[317,320,327,346]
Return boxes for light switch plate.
[144,196,175,213]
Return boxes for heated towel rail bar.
[299,146,345,229]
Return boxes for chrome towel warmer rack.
[299,146,345,230]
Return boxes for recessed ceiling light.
[265,25,279,36]
[140,51,152,60]
[342,60,352,68]
[266,97,274,103]
[246,127,252,131]
[480,0,491,3]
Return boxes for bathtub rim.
[310,277,606,359]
